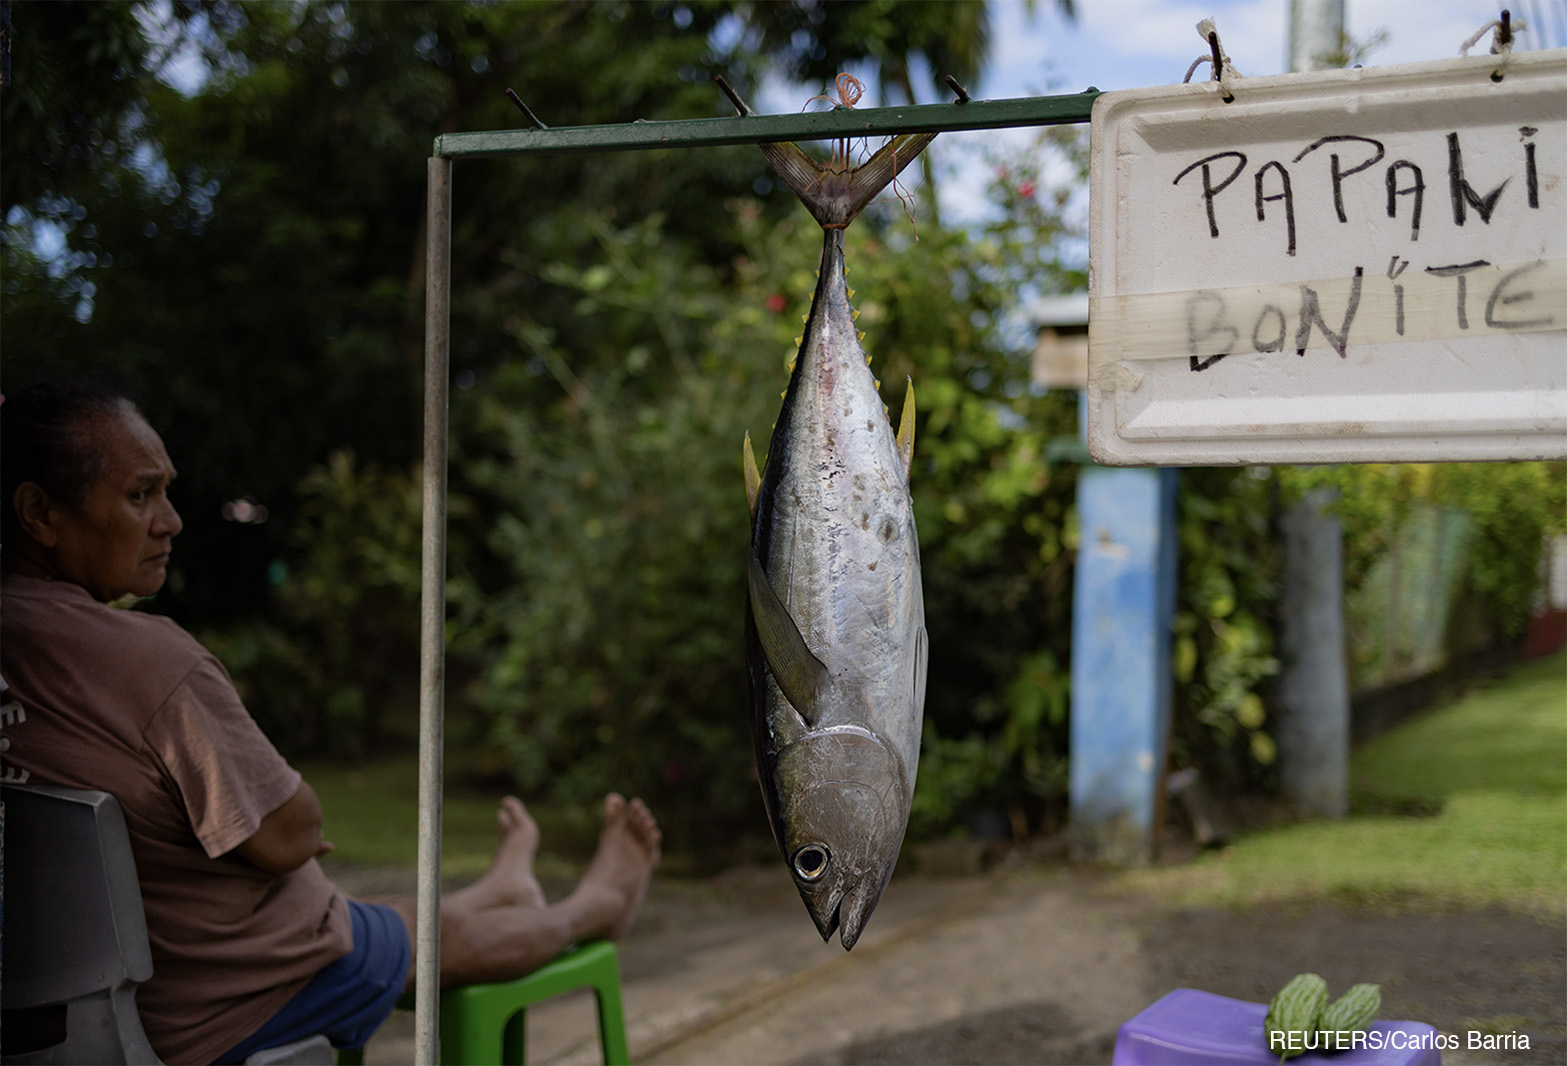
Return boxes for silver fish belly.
[745,222,928,951]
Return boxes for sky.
[983,0,1566,98]
[756,0,1567,230]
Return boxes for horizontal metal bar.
[434,90,1100,158]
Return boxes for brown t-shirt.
[1,574,352,1065]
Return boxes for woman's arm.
[233,779,335,875]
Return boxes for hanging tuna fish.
[742,104,935,950]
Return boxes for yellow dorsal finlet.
[743,432,762,518]
[896,377,917,475]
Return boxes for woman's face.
[48,409,184,602]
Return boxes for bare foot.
[569,794,662,942]
[462,796,548,911]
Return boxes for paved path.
[358,865,1150,1065]
[345,852,1566,1065]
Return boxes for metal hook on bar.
[1461,7,1525,78]
[505,89,549,130]
[1491,10,1515,80]
[944,75,971,104]
[715,74,754,117]
[1207,33,1234,101]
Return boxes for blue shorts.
[217,900,412,1063]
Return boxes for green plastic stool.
[339,940,629,1065]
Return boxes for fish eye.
[792,844,830,883]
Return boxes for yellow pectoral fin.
[896,377,916,476]
[743,432,762,519]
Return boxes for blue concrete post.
[1069,461,1179,865]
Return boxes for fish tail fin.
[759,133,937,229]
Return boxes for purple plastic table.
[1114,989,1442,1065]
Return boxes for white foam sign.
[1087,51,1567,466]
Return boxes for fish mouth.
[801,866,890,949]
[808,889,843,943]
[836,877,882,951]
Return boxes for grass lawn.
[306,651,1565,911]
[1122,651,1567,918]
[299,755,606,881]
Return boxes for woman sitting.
[1,379,661,1065]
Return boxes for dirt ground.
[342,847,1567,1066]
[1137,900,1566,1065]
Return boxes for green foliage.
[9,1,1562,858]
[4,0,813,627]
[438,209,786,847]
[1423,463,1567,636]
[1342,503,1471,689]
[1282,463,1567,638]
[197,451,426,757]
[3,0,1116,853]
[883,139,1084,837]
[1171,467,1282,789]
[748,0,992,103]
[282,452,427,750]
[908,730,1007,838]
[1171,459,1564,793]
[433,157,1088,843]
[242,127,1096,849]
[199,620,338,759]
[1,0,167,213]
